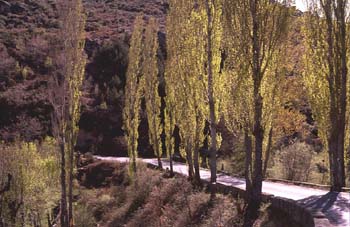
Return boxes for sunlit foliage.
[0,138,60,226]
[123,15,144,174]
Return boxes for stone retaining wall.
[214,181,333,227]
[266,178,350,193]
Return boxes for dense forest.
[0,0,349,226]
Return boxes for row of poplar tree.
[49,0,86,226]
[123,0,350,226]
[4,0,346,226]
[1,0,86,226]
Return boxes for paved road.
[95,156,350,227]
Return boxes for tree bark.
[336,0,347,191]
[151,109,162,169]
[193,113,202,185]
[323,0,347,191]
[169,152,174,176]
[205,0,217,187]
[59,140,68,227]
[156,142,163,169]
[168,127,174,176]
[68,141,74,226]
[186,142,194,180]
[131,132,137,174]
[244,131,252,202]
[244,0,263,226]
[263,127,273,178]
[244,95,264,227]
[193,133,201,185]
[193,148,201,185]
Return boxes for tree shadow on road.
[297,192,350,226]
[216,174,246,187]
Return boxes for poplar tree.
[165,0,224,185]
[143,17,163,168]
[164,1,178,177]
[164,105,175,175]
[66,1,86,224]
[166,0,207,182]
[49,0,86,226]
[303,0,349,191]
[223,0,289,226]
[203,0,223,187]
[166,0,193,178]
[123,15,144,174]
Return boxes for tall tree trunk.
[328,134,345,191]
[132,133,137,174]
[347,143,350,184]
[244,1,263,226]
[263,127,273,178]
[168,127,174,176]
[205,0,217,186]
[59,140,68,227]
[193,148,201,185]
[168,125,174,176]
[324,0,346,191]
[156,141,163,169]
[154,126,162,169]
[244,95,264,227]
[152,109,162,169]
[244,130,252,202]
[68,141,73,226]
[186,142,194,179]
[193,114,202,185]
[324,0,336,190]
[336,0,347,190]
[169,151,174,176]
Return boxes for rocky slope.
[77,0,168,157]
[0,0,167,156]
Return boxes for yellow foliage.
[123,15,144,174]
[142,17,163,160]
[0,138,60,225]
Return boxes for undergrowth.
[75,162,243,227]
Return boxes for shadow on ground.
[297,192,350,226]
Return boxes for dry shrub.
[106,163,162,227]
[77,188,115,223]
[127,177,184,227]
[156,178,194,227]
[76,162,244,227]
[74,203,97,227]
[128,176,211,227]
[271,143,312,179]
[105,164,214,227]
[200,195,242,227]
[280,142,313,181]
[269,142,329,184]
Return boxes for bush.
[76,162,243,227]
[281,142,313,181]
[0,138,60,226]
[74,204,97,227]
[201,195,242,227]
[269,142,328,184]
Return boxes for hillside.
[1,1,349,227]
[0,0,316,159]
[0,0,167,157]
